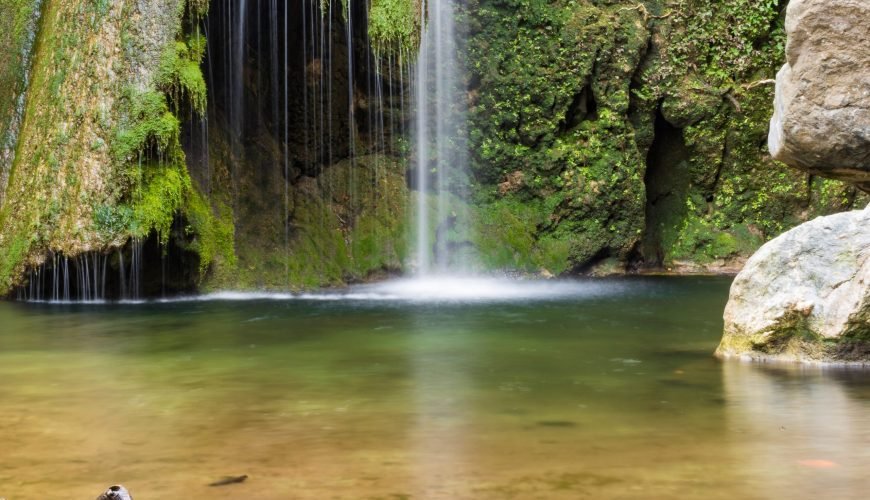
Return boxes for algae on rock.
[0,0,43,203]
[0,0,233,295]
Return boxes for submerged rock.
[96,485,132,500]
[768,0,870,191]
[208,474,248,487]
[717,206,870,363]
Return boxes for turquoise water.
[1,276,869,499]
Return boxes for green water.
[1,276,869,499]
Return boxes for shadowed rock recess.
[1,0,868,298]
[719,0,870,364]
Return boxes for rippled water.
[2,276,869,499]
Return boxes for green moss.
[93,203,134,238]
[206,153,407,291]
[472,195,554,271]
[156,36,207,114]
[368,0,420,54]
[129,163,188,242]
[183,187,236,275]
[0,236,31,292]
[109,2,228,278]
[718,311,870,363]
[462,0,866,274]
[464,1,651,271]
[113,89,181,163]
[662,0,786,91]
[473,198,538,270]
[186,0,209,18]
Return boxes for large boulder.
[717,206,870,364]
[768,0,870,191]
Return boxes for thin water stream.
[2,276,870,499]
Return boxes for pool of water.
[2,276,869,499]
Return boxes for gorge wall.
[0,0,866,297]
[462,0,866,275]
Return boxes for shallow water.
[1,276,870,499]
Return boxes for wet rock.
[768,0,870,191]
[717,206,870,363]
[96,485,132,500]
[209,475,248,487]
[497,171,525,195]
[660,85,721,128]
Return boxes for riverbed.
[1,276,869,499]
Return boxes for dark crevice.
[572,247,611,275]
[563,82,598,132]
[708,133,730,200]
[639,109,691,268]
[752,0,789,52]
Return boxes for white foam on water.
[23,276,630,305]
[355,276,620,303]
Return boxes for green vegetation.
[368,0,420,54]
[157,36,208,114]
[472,195,572,274]
[464,0,866,272]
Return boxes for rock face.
[717,206,870,363]
[768,0,870,191]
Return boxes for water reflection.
[723,362,870,498]
[410,322,474,497]
[5,278,870,499]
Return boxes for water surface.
[2,276,869,499]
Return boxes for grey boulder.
[768,0,870,191]
[717,206,870,363]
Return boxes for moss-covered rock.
[461,0,867,274]
[0,0,43,202]
[0,0,233,295]
[3,0,867,297]
[718,207,870,364]
[204,150,408,291]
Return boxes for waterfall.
[14,250,116,302]
[413,0,470,276]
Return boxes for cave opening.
[640,109,691,267]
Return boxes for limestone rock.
[717,206,870,363]
[768,0,870,191]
